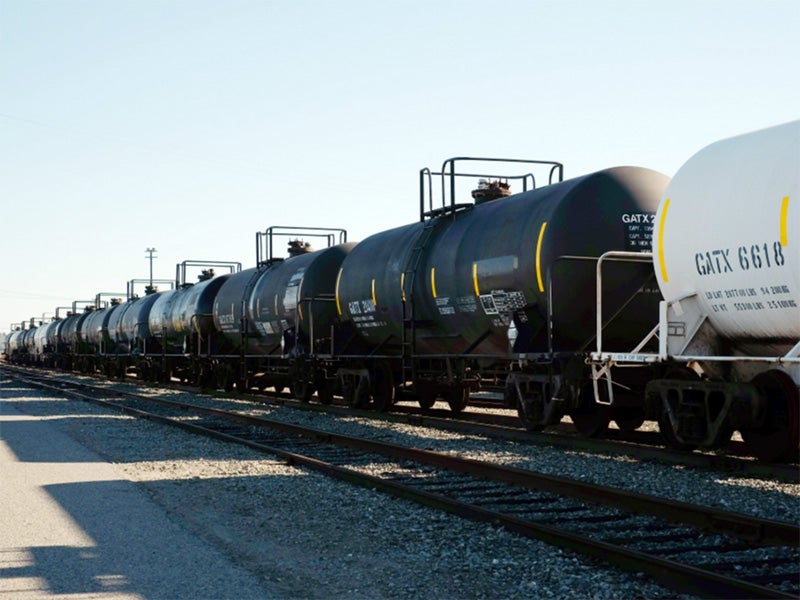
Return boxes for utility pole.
[145,247,158,288]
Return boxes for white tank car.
[648,120,799,461]
[654,120,799,358]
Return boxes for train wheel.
[657,407,698,452]
[741,371,800,462]
[516,401,546,432]
[446,386,469,413]
[354,376,371,408]
[507,378,548,432]
[571,403,611,437]
[372,363,395,412]
[342,376,370,409]
[570,384,611,438]
[217,365,234,392]
[417,381,436,410]
[341,378,355,406]
[291,377,313,403]
[201,365,216,389]
[317,379,335,405]
[190,363,203,387]
[613,407,645,432]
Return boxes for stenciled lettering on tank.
[702,284,797,313]
[694,240,786,277]
[348,297,385,331]
[435,296,454,315]
[255,321,281,335]
[436,296,490,314]
[348,298,376,315]
[217,313,235,331]
[478,290,527,327]
[455,296,478,313]
[622,213,655,251]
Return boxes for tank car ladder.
[400,217,439,385]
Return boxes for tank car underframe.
[504,251,660,437]
[196,354,290,393]
[504,352,647,438]
[591,285,800,461]
[330,355,479,413]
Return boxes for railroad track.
[188,382,800,484]
[6,368,798,599]
[3,363,798,483]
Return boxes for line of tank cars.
[5,121,798,461]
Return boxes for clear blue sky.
[1,0,798,332]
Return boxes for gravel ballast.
[3,375,797,599]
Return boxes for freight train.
[5,121,798,462]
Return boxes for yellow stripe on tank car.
[335,268,343,315]
[297,277,304,321]
[780,196,790,246]
[431,267,437,299]
[535,222,547,293]
[657,198,671,283]
[400,273,406,302]
[371,278,377,307]
[472,262,480,297]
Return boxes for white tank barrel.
[654,120,800,350]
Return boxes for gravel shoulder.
[5,376,797,599]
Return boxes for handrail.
[71,299,96,313]
[127,279,175,300]
[419,157,563,221]
[94,292,127,309]
[256,226,347,267]
[594,251,655,354]
[175,260,242,287]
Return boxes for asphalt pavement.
[0,396,272,599]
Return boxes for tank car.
[8,321,40,365]
[32,319,60,366]
[589,120,799,460]
[118,290,161,356]
[54,308,87,370]
[336,158,669,421]
[78,289,158,381]
[211,228,354,394]
[104,300,134,376]
[78,297,126,371]
[4,326,27,363]
[653,121,798,460]
[63,306,100,372]
[147,262,239,384]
